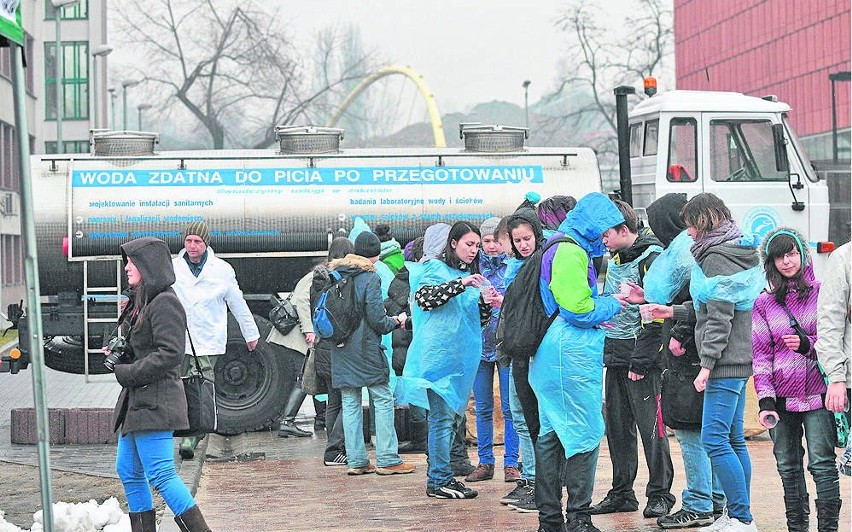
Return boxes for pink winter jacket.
[752,263,825,413]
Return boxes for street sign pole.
[8,28,56,532]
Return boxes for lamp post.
[522,80,531,129]
[829,71,851,163]
[108,88,116,130]
[137,103,152,130]
[51,0,81,153]
[90,45,113,130]
[121,79,140,130]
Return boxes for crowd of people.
[103,191,851,532]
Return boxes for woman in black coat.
[110,237,211,532]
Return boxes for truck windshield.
[782,115,819,182]
[709,119,787,182]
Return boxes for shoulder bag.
[174,331,218,437]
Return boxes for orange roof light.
[644,76,657,97]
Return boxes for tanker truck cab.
[628,90,832,270]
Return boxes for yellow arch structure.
[328,65,447,148]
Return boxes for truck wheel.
[43,336,112,375]
[213,314,295,435]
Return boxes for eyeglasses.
[777,249,801,262]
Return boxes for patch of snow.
[1,498,130,532]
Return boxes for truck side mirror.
[772,123,789,173]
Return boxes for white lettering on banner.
[71,166,544,187]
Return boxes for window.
[0,121,20,191]
[45,41,89,120]
[666,118,698,182]
[2,234,24,286]
[709,120,787,182]
[629,122,643,157]
[45,0,88,20]
[0,34,35,94]
[45,140,89,154]
[643,120,659,156]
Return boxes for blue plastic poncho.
[690,234,765,311]
[643,230,695,304]
[397,260,482,414]
[531,192,623,458]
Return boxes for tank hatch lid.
[274,125,345,154]
[90,130,159,157]
[459,123,529,152]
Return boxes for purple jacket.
[752,262,825,412]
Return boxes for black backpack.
[312,270,365,346]
[497,236,573,362]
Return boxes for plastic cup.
[764,413,779,429]
[478,279,493,302]
[639,304,654,324]
[619,283,631,297]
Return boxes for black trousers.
[603,366,675,504]
[512,358,540,443]
[316,372,345,459]
[535,430,599,529]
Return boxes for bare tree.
[115,0,373,149]
[540,0,673,162]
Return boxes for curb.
[159,437,209,532]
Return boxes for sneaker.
[323,453,347,466]
[589,494,639,515]
[427,479,478,499]
[377,462,416,475]
[644,496,675,518]
[504,465,522,482]
[713,506,726,520]
[500,479,531,505]
[507,487,538,514]
[565,518,600,532]
[717,518,757,531]
[657,509,714,529]
[465,463,495,482]
[451,461,476,477]
[347,463,377,475]
[699,510,731,532]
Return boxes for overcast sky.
[274,1,574,114]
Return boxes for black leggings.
[512,358,540,444]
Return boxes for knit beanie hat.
[354,231,382,258]
[479,217,501,238]
[183,221,210,244]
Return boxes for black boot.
[129,509,157,532]
[783,494,809,531]
[174,505,212,532]
[399,417,427,454]
[815,498,842,532]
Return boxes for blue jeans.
[472,361,519,467]
[701,378,752,524]
[675,429,726,513]
[340,384,402,468]
[771,406,840,501]
[116,431,195,515]
[509,361,535,482]
[427,389,457,489]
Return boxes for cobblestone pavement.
[195,423,851,532]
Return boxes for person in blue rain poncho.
[530,192,627,532]
[400,221,495,500]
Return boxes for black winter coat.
[112,237,189,435]
[328,255,398,389]
[384,266,413,376]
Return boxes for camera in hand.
[103,335,128,371]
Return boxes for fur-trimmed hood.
[329,253,377,273]
[760,226,812,268]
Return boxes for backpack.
[312,270,365,346]
[496,236,573,363]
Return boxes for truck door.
[701,114,808,241]
[654,114,703,202]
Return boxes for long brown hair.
[679,193,732,239]
[764,232,812,304]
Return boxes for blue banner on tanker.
[72,166,544,187]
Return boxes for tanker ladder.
[81,259,123,383]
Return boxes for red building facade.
[674,0,851,161]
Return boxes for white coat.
[172,247,260,356]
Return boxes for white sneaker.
[720,518,758,531]
[699,509,731,532]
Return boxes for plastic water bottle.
[478,279,493,302]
